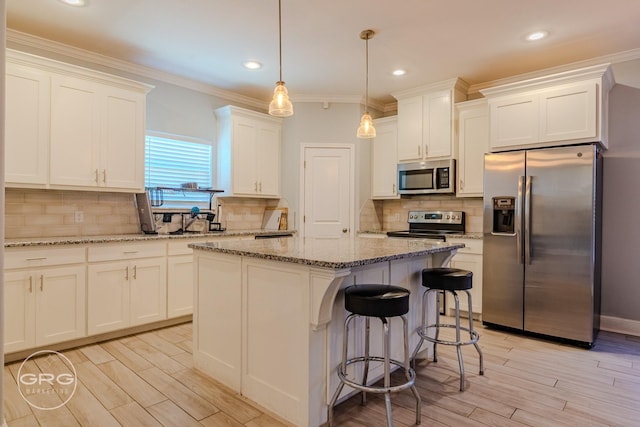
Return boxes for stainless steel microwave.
[397,159,455,195]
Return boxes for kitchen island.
[190,236,463,427]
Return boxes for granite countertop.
[190,236,464,269]
[4,229,294,248]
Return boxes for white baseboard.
[600,315,640,337]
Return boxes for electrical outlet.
[74,211,84,223]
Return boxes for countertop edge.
[4,230,296,248]
[190,241,465,269]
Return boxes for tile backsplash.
[359,196,483,234]
[5,189,284,239]
[5,189,141,239]
[5,189,481,239]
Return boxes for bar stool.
[411,268,484,391]
[328,284,421,427]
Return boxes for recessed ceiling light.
[392,69,406,76]
[525,30,549,41]
[58,0,88,6]
[243,61,262,70]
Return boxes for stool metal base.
[328,314,421,427]
[412,288,484,391]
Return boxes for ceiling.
[7,0,640,108]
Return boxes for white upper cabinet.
[215,106,282,198]
[6,49,152,192]
[50,73,148,191]
[481,64,613,151]
[456,99,489,197]
[393,78,468,163]
[5,60,51,187]
[371,116,400,199]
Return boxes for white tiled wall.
[360,196,483,233]
[5,189,284,239]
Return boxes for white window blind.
[145,132,213,209]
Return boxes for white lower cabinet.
[448,238,483,317]
[166,236,256,318]
[88,243,167,335]
[4,247,86,353]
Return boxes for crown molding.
[468,48,640,96]
[6,29,268,109]
[291,93,388,112]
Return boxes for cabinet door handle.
[26,257,47,261]
[29,276,33,293]
[40,275,44,292]
[259,182,262,192]
[417,145,421,157]
[102,169,107,184]
[125,266,129,280]
[392,183,396,194]
[254,182,258,192]
[95,169,99,183]
[133,265,137,280]
[460,179,464,190]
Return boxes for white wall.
[601,83,640,322]
[280,102,372,230]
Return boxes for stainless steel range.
[387,210,465,315]
[387,210,465,241]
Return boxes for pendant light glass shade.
[269,0,294,117]
[269,81,294,117]
[357,29,375,138]
[357,112,376,138]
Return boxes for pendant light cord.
[278,0,283,83]
[364,34,369,112]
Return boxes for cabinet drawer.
[88,242,166,262]
[168,237,213,256]
[448,238,482,255]
[5,246,86,269]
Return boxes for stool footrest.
[337,356,416,394]
[417,324,480,346]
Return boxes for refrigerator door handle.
[516,176,524,264]
[524,176,532,265]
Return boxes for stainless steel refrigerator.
[482,143,602,347]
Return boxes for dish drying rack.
[147,186,226,232]
[147,186,224,211]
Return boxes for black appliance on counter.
[387,210,465,313]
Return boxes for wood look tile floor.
[4,321,640,427]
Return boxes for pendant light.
[357,29,376,138]
[268,0,294,117]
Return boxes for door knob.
[342,228,348,233]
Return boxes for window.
[145,132,214,209]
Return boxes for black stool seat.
[344,285,410,318]
[412,267,483,392]
[329,283,421,426]
[422,268,472,291]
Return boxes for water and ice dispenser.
[492,197,515,234]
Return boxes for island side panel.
[241,258,312,427]
[193,252,242,391]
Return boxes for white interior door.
[302,146,354,238]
